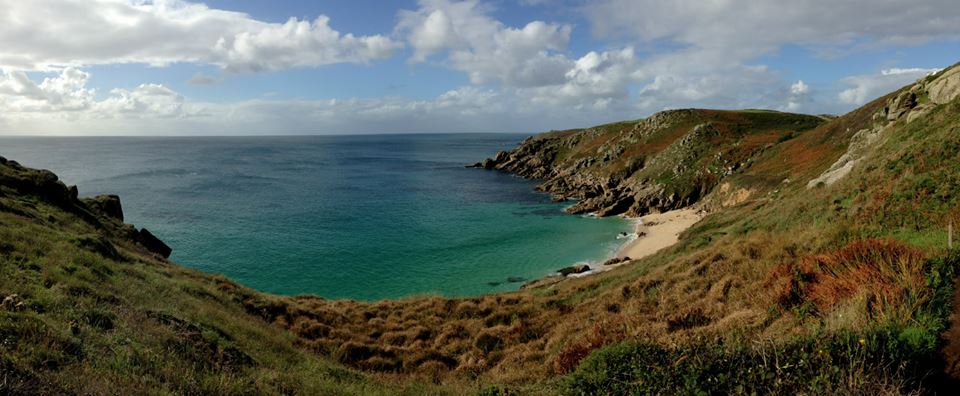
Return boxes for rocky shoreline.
[469,108,828,287]
[470,109,825,219]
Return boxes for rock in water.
[138,228,172,258]
[602,257,630,266]
[558,264,590,276]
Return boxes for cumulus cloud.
[96,84,187,118]
[0,68,96,112]
[397,0,573,87]
[396,0,641,112]
[791,80,811,95]
[584,0,960,62]
[0,0,400,72]
[523,47,638,110]
[0,68,628,135]
[838,68,940,105]
[582,0,960,114]
[0,68,197,122]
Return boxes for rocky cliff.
[473,109,825,216]
[0,156,171,258]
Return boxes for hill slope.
[2,61,960,394]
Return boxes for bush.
[562,328,942,395]
[767,238,929,321]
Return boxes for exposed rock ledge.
[808,65,960,188]
[0,156,172,258]
[470,109,824,217]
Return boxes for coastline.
[616,208,703,261]
[560,207,703,279]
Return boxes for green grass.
[0,170,462,394]
[562,251,959,395]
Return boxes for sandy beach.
[616,208,703,261]
[562,207,703,279]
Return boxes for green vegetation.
[563,249,959,395]
[2,62,960,394]
[0,160,461,395]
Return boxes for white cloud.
[397,0,573,87]
[791,80,810,95]
[581,0,960,114]
[0,68,96,112]
[838,68,939,105]
[0,68,629,135]
[214,16,401,73]
[584,0,960,62]
[96,84,187,118]
[0,68,197,121]
[524,47,638,110]
[0,0,400,72]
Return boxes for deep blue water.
[1,134,629,300]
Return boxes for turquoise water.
[1,134,630,300]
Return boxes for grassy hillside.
[2,62,960,395]
[0,159,456,395]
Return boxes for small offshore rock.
[602,257,631,266]
[558,264,590,276]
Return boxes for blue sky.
[1,0,959,135]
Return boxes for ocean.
[1,134,630,300]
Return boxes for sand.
[554,208,704,279]
[616,208,703,261]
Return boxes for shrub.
[767,238,928,321]
[555,318,626,374]
[562,328,945,395]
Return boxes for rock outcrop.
[473,109,825,217]
[809,63,960,188]
[1,158,172,259]
[928,65,960,105]
[83,194,124,221]
[137,228,173,258]
[558,264,591,276]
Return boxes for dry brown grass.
[767,239,928,322]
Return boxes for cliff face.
[474,109,825,216]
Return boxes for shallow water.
[1,134,630,300]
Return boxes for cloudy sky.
[1,0,959,135]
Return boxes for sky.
[1,0,959,136]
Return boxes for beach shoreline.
[561,207,703,279]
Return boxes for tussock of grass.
[768,239,930,322]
